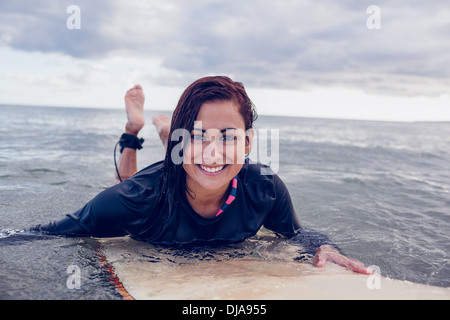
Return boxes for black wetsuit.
[33,160,336,253]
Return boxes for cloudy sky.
[1,0,449,121]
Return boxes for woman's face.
[183,100,251,194]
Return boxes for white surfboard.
[96,236,450,300]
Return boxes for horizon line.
[1,102,449,124]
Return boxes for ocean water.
[1,104,449,299]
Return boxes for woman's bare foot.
[125,85,145,135]
[152,115,171,149]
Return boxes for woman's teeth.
[200,165,225,173]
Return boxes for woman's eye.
[191,133,237,143]
[222,135,236,142]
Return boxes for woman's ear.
[245,128,255,155]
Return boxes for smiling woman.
[31,75,373,275]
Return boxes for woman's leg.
[117,85,145,181]
[152,114,171,150]
[117,85,171,181]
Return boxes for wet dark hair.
[160,75,258,203]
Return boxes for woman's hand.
[313,245,374,275]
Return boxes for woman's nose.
[203,139,223,164]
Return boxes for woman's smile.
[197,164,228,175]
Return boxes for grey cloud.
[1,0,449,97]
[0,0,116,58]
[155,1,450,96]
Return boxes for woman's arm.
[289,229,373,275]
[268,175,373,275]
[313,244,374,275]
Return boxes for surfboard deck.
[96,236,450,300]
